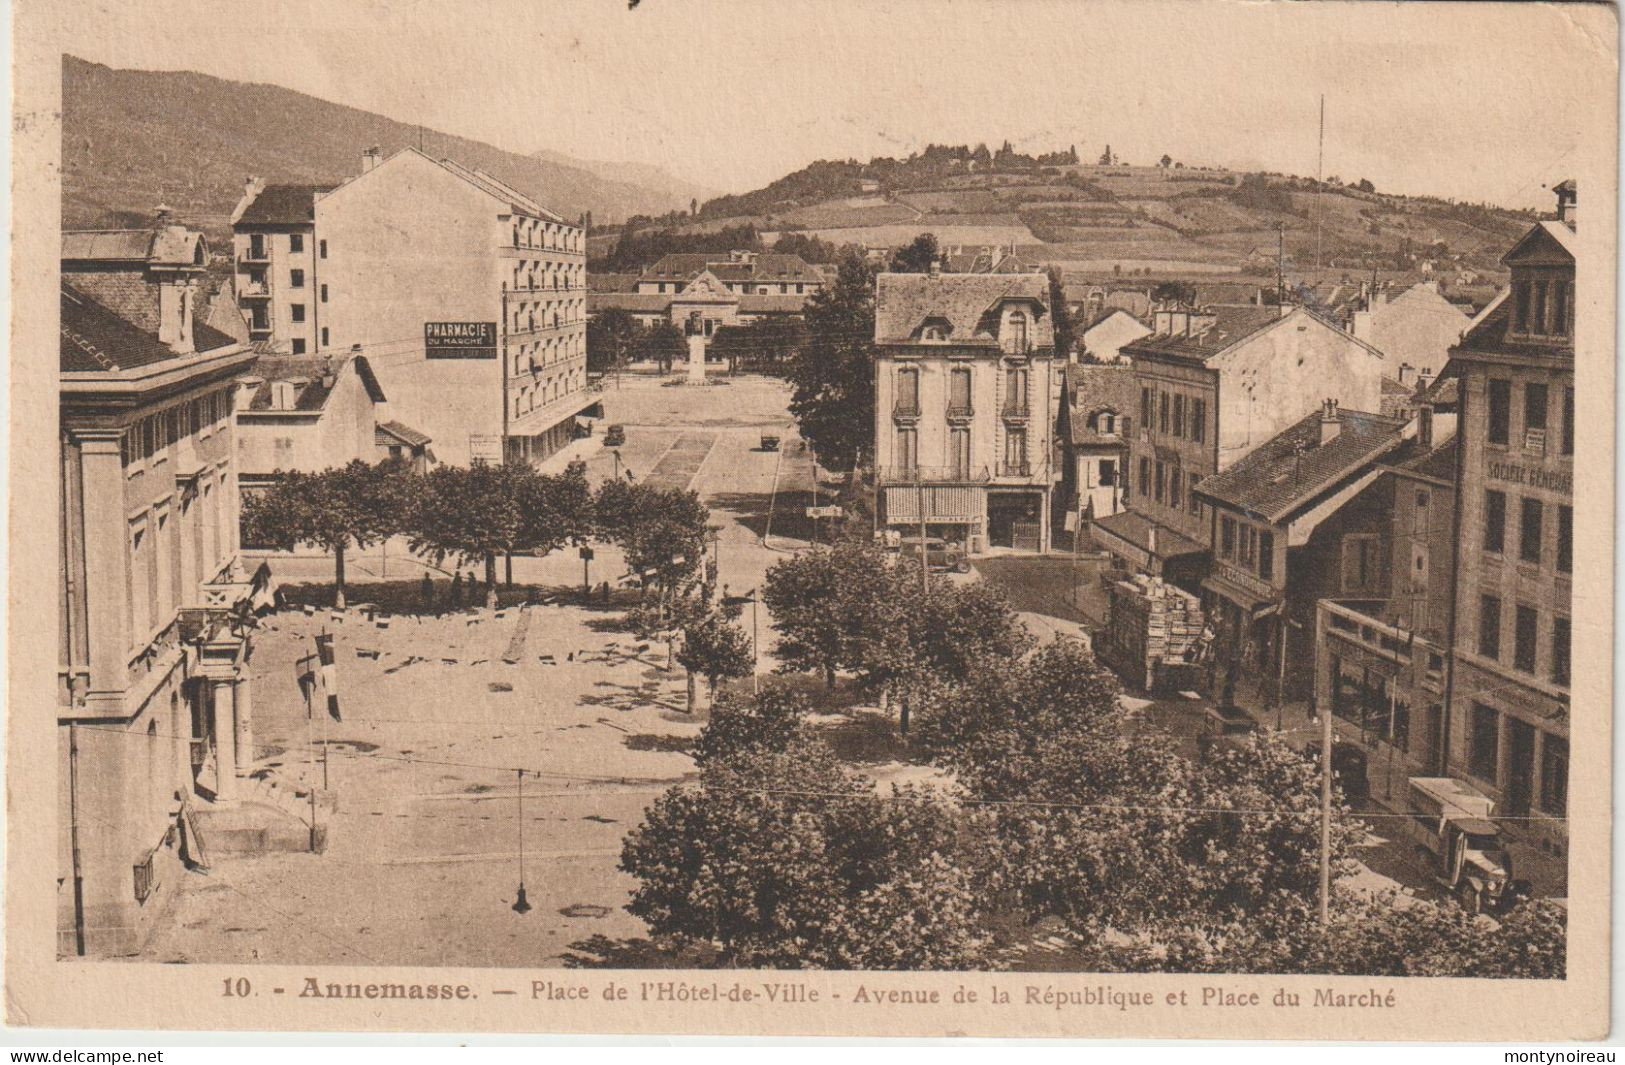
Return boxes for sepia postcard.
[5,0,1617,1041]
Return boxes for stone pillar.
[76,432,131,710]
[232,670,254,775]
[210,678,237,803]
[687,334,707,384]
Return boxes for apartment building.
[1445,183,1575,853]
[59,224,258,955]
[1093,304,1387,584]
[230,180,333,353]
[872,268,1056,553]
[314,147,590,466]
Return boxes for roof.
[1388,435,1458,483]
[588,272,641,293]
[874,271,1052,346]
[588,292,678,314]
[1061,365,1138,446]
[237,353,384,412]
[376,420,432,448]
[1121,305,1284,361]
[1453,282,1572,363]
[1092,509,1204,560]
[738,293,810,314]
[61,283,237,373]
[642,252,819,282]
[1194,406,1408,523]
[62,226,205,268]
[437,155,565,223]
[236,184,334,227]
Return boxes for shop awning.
[885,485,982,523]
[1201,571,1282,619]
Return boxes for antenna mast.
[1315,93,1325,271]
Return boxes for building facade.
[1092,304,1388,582]
[873,269,1056,554]
[588,251,819,340]
[230,180,333,354]
[314,147,590,467]
[1444,189,1575,853]
[1054,364,1137,531]
[59,226,258,955]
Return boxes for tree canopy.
[785,253,877,472]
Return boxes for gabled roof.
[1061,365,1138,446]
[874,271,1052,346]
[238,353,384,412]
[1122,305,1284,361]
[236,184,335,227]
[1387,435,1458,484]
[61,283,237,373]
[1194,406,1409,523]
[1452,283,1572,362]
[1501,220,1577,266]
[62,226,206,268]
[376,420,432,448]
[588,292,677,314]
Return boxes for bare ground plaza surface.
[136,375,1563,968]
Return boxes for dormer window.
[922,325,947,342]
[1512,272,1573,339]
[1005,309,1029,353]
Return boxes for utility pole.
[1276,223,1286,306]
[916,469,929,595]
[1316,93,1325,271]
[1318,684,1333,926]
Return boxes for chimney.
[154,203,174,226]
[1416,366,1435,391]
[1319,398,1341,445]
[1398,362,1414,387]
[1555,179,1577,228]
[321,354,337,390]
[362,146,382,173]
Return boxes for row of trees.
[585,310,687,375]
[242,459,711,611]
[618,536,1566,974]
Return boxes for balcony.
[892,402,921,421]
[240,246,270,263]
[505,284,586,297]
[238,279,273,300]
[998,460,1033,478]
[877,465,990,486]
[1001,401,1030,423]
[946,403,974,422]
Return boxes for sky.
[45,0,1617,210]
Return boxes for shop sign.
[425,321,498,359]
[1487,460,1572,496]
[1216,561,1279,604]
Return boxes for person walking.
[449,571,464,611]
[420,572,434,614]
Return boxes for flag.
[315,633,341,721]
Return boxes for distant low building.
[1077,307,1151,364]
[588,250,822,339]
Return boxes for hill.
[61,55,697,245]
[530,148,718,216]
[641,145,1537,286]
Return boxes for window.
[1190,398,1206,444]
[1098,459,1116,487]
[1342,534,1381,593]
[1519,497,1543,564]
[1139,457,1151,497]
[1172,395,1186,439]
[1540,735,1568,816]
[1413,489,1431,536]
[895,367,920,413]
[1514,281,1530,331]
[1532,280,1548,335]
[1004,428,1027,474]
[1159,393,1169,434]
[1154,461,1165,503]
[129,518,151,641]
[318,239,327,258]
[1487,378,1511,445]
[949,427,971,477]
[1557,504,1572,573]
[1220,515,1236,558]
[1513,605,1539,674]
[291,338,307,355]
[290,304,306,324]
[1140,387,1152,428]
[949,369,968,414]
[1525,382,1549,434]
[289,233,304,253]
[290,268,305,289]
[895,427,917,471]
[1239,525,1255,566]
[249,234,265,259]
[1005,367,1028,412]
[1005,309,1028,352]
[1562,386,1574,455]
[1552,615,1570,687]
[1484,490,1506,554]
[1468,704,1499,782]
[1478,594,1501,660]
[1188,472,1202,515]
[321,327,330,347]
[1258,530,1274,581]
[1169,466,1183,509]
[320,283,329,303]
[1551,279,1571,336]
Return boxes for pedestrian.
[450,571,464,610]
[420,572,434,614]
[600,580,611,604]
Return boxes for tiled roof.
[1194,406,1408,522]
[643,252,819,282]
[1388,436,1457,483]
[1061,365,1138,446]
[236,184,334,226]
[737,293,809,314]
[588,272,641,293]
[61,284,236,373]
[1121,305,1283,361]
[62,226,205,267]
[1453,286,1573,362]
[588,292,676,314]
[377,420,432,448]
[874,271,1052,346]
[238,353,384,411]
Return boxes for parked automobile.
[1403,776,1528,914]
[898,537,970,574]
[604,424,626,447]
[1197,702,1258,759]
[759,433,781,452]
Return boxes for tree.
[708,318,804,375]
[408,461,530,607]
[785,253,877,472]
[1160,154,1173,168]
[517,461,594,559]
[638,320,687,374]
[692,687,810,767]
[1355,178,1376,194]
[1047,266,1075,360]
[240,459,406,608]
[620,737,992,969]
[1099,144,1114,165]
[763,538,908,690]
[586,307,642,376]
[594,480,710,605]
[676,602,754,711]
[888,232,939,274]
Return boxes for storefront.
[1091,509,1207,587]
